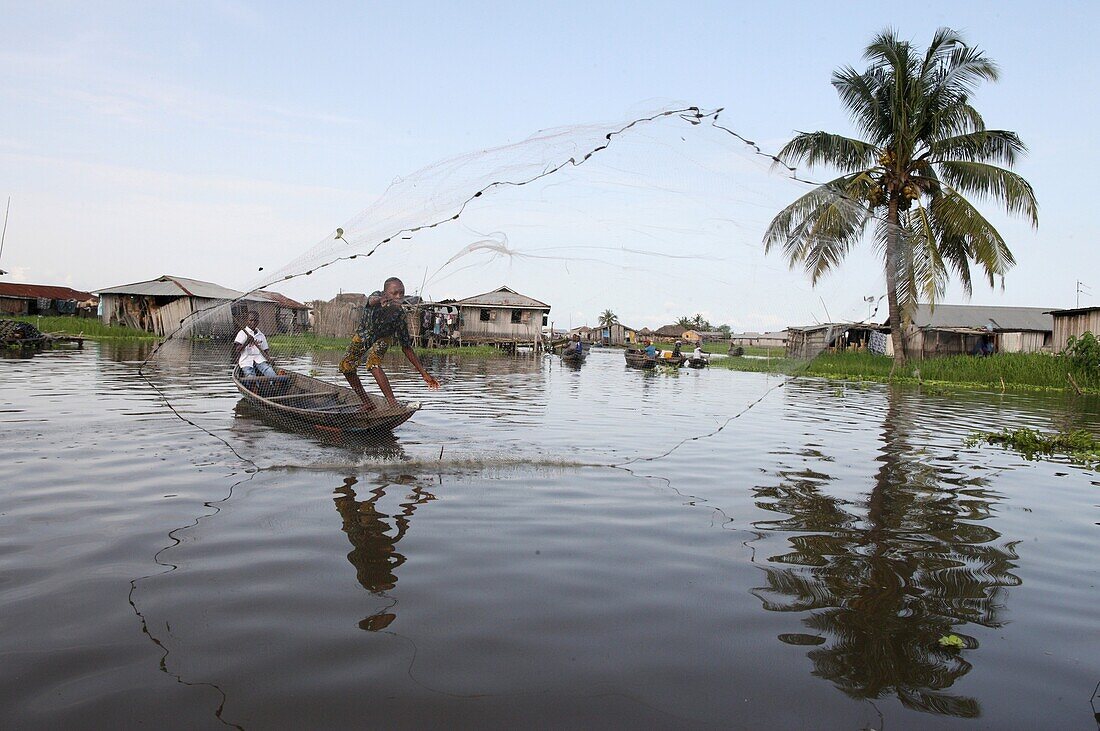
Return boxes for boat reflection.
[752,387,1021,718]
[333,474,435,631]
[233,399,409,459]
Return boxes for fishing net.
[140,105,886,469]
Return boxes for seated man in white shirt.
[233,312,277,377]
[692,344,706,360]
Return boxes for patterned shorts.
[339,335,393,374]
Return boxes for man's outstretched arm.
[402,346,440,389]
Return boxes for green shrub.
[1066,331,1100,374]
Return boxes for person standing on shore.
[339,277,440,410]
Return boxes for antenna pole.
[0,196,10,268]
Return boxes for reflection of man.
[333,476,435,631]
[339,277,440,410]
[233,312,276,377]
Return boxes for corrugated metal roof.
[909,304,1053,332]
[254,291,308,309]
[96,275,258,301]
[1047,306,1100,316]
[456,286,550,309]
[0,282,95,301]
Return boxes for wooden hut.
[652,324,686,341]
[310,292,438,344]
[0,283,96,317]
[786,323,888,358]
[570,325,597,343]
[1048,306,1100,352]
[893,304,1053,357]
[455,286,550,349]
[96,274,299,338]
[591,322,636,346]
[252,292,310,335]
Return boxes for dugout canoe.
[233,368,419,434]
[686,356,709,369]
[624,349,658,369]
[560,345,588,364]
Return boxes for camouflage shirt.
[356,291,413,349]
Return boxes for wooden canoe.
[233,368,419,434]
[560,345,588,364]
[624,349,658,369]
[687,356,709,369]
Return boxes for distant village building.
[96,275,306,337]
[455,286,550,349]
[0,283,96,317]
[1047,306,1100,352]
[787,323,883,359]
[786,304,1055,359]
[590,322,636,346]
[652,324,686,340]
[730,331,788,348]
[895,304,1053,357]
[570,325,597,343]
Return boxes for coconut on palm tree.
[764,28,1038,365]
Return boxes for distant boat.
[625,349,685,369]
[560,343,588,364]
[687,356,709,369]
[233,368,419,435]
[624,349,655,369]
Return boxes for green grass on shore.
[9,315,156,340]
[712,349,1100,394]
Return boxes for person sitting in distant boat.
[672,340,683,359]
[566,333,584,355]
[233,311,277,378]
[339,277,440,410]
[643,340,657,359]
[692,344,706,361]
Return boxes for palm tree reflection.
[333,475,435,631]
[752,387,1020,718]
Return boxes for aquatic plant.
[966,427,1100,467]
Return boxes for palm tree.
[598,309,619,328]
[764,28,1038,365]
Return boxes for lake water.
[2,342,1098,729]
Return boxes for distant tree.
[676,314,711,330]
[598,309,619,328]
[763,28,1038,366]
[717,324,732,337]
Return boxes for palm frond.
[936,161,1039,226]
[926,130,1024,166]
[763,176,874,283]
[928,189,1017,287]
[777,131,879,172]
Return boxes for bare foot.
[358,400,377,412]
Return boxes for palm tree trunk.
[885,198,907,371]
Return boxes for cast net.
[139,105,887,470]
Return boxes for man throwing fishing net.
[340,277,440,410]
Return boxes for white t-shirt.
[235,327,270,367]
[693,348,704,359]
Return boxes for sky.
[2,1,1097,331]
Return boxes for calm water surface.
[1,342,1098,729]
